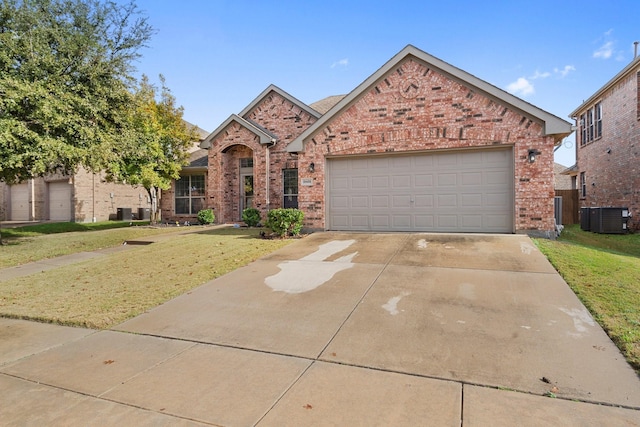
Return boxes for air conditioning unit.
[580,207,592,231]
[589,207,629,234]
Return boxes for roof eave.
[570,56,640,118]
[200,114,276,149]
[239,84,321,120]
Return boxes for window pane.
[176,198,189,214]
[191,197,205,214]
[190,175,205,196]
[175,178,190,197]
[283,169,298,195]
[240,158,253,168]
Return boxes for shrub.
[197,208,215,225]
[242,208,261,227]
[266,208,304,237]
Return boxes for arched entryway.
[220,144,255,223]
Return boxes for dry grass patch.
[0,228,294,328]
[0,226,184,268]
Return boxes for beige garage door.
[10,183,29,221]
[49,181,72,221]
[327,148,514,233]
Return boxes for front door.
[241,174,254,212]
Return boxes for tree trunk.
[147,186,160,225]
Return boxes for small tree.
[105,75,198,224]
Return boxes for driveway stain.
[264,240,357,294]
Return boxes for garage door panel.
[370,215,389,228]
[331,196,349,209]
[461,193,482,208]
[414,194,434,208]
[351,177,369,189]
[371,195,389,208]
[392,174,411,187]
[331,177,349,189]
[414,174,434,187]
[392,195,411,208]
[371,176,389,189]
[392,215,411,228]
[351,215,370,228]
[327,148,513,232]
[437,194,458,207]
[437,173,457,186]
[351,196,369,208]
[415,215,434,228]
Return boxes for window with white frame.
[175,175,205,215]
[580,172,586,198]
[579,103,602,146]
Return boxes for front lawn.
[0,227,294,328]
[0,221,185,268]
[534,225,640,374]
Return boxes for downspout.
[29,179,35,220]
[266,138,276,211]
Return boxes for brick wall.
[72,169,150,222]
[576,68,640,231]
[297,58,557,234]
[207,91,317,224]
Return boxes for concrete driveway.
[1,232,639,426]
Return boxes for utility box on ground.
[116,207,132,221]
[138,208,150,220]
[580,207,592,231]
[589,207,629,234]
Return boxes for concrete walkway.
[1,232,639,426]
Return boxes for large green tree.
[0,0,153,243]
[108,75,198,224]
[0,0,153,183]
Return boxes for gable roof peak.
[287,45,573,152]
[239,84,321,120]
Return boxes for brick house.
[203,45,573,236]
[569,55,640,231]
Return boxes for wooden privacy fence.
[555,189,579,225]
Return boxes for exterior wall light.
[309,162,315,173]
[528,149,541,163]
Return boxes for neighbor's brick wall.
[72,169,150,222]
[576,67,640,231]
[207,91,316,224]
[297,57,557,234]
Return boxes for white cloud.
[507,77,534,97]
[554,65,576,78]
[530,70,551,80]
[593,41,614,59]
[331,58,349,68]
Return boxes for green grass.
[534,225,640,374]
[0,221,186,268]
[0,227,294,328]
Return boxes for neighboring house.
[554,163,574,190]
[201,45,573,236]
[0,121,207,223]
[160,125,210,223]
[569,54,640,231]
[0,170,151,223]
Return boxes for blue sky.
[128,0,639,167]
